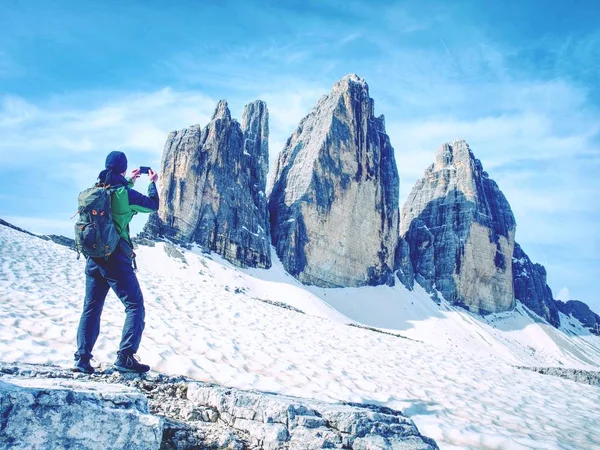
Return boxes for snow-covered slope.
[310,283,600,369]
[1,224,599,449]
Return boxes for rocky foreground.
[0,362,438,450]
[516,366,600,387]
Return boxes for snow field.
[1,224,599,449]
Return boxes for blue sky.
[1,0,598,312]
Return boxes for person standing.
[73,151,159,374]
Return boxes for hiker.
[73,151,159,374]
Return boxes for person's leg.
[74,258,109,372]
[104,253,148,372]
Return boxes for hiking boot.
[114,353,150,373]
[72,358,95,374]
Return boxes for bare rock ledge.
[0,362,438,450]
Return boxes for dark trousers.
[75,250,145,361]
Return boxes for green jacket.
[109,176,159,244]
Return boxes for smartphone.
[139,166,151,175]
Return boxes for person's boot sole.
[114,364,149,374]
[71,366,95,374]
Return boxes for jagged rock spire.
[401,140,516,313]
[513,242,560,326]
[268,74,399,287]
[211,100,231,121]
[145,100,271,268]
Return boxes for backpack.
[74,183,121,259]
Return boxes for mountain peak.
[333,73,368,92]
[434,139,472,170]
[402,141,516,314]
[211,100,231,121]
[450,138,469,148]
[341,73,364,83]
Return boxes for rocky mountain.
[401,140,516,313]
[268,74,399,288]
[556,300,600,335]
[144,100,271,268]
[512,242,560,326]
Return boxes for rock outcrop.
[0,363,438,450]
[268,74,399,287]
[401,140,516,313]
[187,383,438,450]
[556,300,600,335]
[517,366,600,387]
[395,238,415,290]
[512,243,560,326]
[145,100,271,268]
[0,376,163,450]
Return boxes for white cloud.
[556,287,570,302]
[385,80,600,223]
[0,88,218,167]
